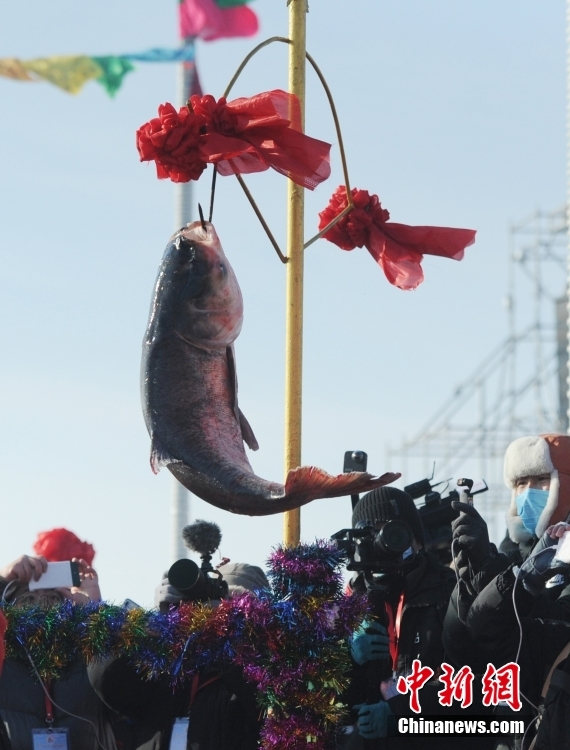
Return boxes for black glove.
[517,531,559,596]
[451,501,490,569]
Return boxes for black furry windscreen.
[182,520,222,556]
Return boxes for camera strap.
[189,672,222,706]
[385,593,405,669]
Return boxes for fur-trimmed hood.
[504,434,570,542]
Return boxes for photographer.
[0,553,115,750]
[88,522,264,750]
[445,433,570,672]
[338,486,456,748]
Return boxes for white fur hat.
[504,434,570,542]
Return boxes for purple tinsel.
[2,540,366,750]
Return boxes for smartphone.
[553,531,570,565]
[122,598,143,611]
[28,561,80,590]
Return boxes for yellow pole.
[282,0,308,547]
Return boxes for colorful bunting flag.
[22,55,103,95]
[178,0,258,41]
[0,58,34,81]
[0,0,258,96]
[0,46,196,97]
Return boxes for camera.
[331,520,415,575]
[405,473,488,564]
[331,522,410,684]
[343,450,368,473]
[167,558,228,603]
[343,450,369,510]
[167,520,229,604]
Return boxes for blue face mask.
[516,488,549,535]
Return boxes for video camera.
[331,521,415,575]
[167,520,229,603]
[337,449,488,566]
[335,449,419,577]
[405,472,488,564]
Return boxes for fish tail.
[283,468,401,504]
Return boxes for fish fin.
[150,437,177,475]
[239,408,259,451]
[283,468,401,503]
[226,345,259,451]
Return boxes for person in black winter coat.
[88,561,268,750]
[465,522,570,705]
[444,433,570,672]
[443,434,570,750]
[0,554,117,750]
[337,486,461,749]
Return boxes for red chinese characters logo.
[396,661,521,714]
[396,659,434,713]
[481,662,521,712]
[438,663,474,708]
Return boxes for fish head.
[159,220,243,349]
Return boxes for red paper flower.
[318,186,476,290]
[136,90,331,190]
[136,102,207,183]
[33,527,96,565]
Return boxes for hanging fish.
[141,220,399,516]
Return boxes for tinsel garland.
[1,541,367,750]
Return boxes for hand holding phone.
[553,529,570,564]
[28,561,80,590]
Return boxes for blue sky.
[1,1,566,606]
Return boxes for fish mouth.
[181,220,216,241]
[168,220,215,247]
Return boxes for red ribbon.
[318,186,476,290]
[137,89,331,190]
[385,593,405,670]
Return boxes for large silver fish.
[141,220,399,516]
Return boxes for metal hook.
[198,203,207,231]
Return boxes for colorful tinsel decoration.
[1,541,367,749]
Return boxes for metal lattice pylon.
[387,207,567,543]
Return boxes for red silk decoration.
[136,90,331,190]
[136,102,206,183]
[318,186,476,290]
[33,527,96,565]
[178,0,258,42]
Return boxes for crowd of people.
[0,433,569,750]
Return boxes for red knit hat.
[32,527,95,565]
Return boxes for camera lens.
[168,559,201,592]
[374,520,412,556]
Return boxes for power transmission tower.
[387,207,567,543]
